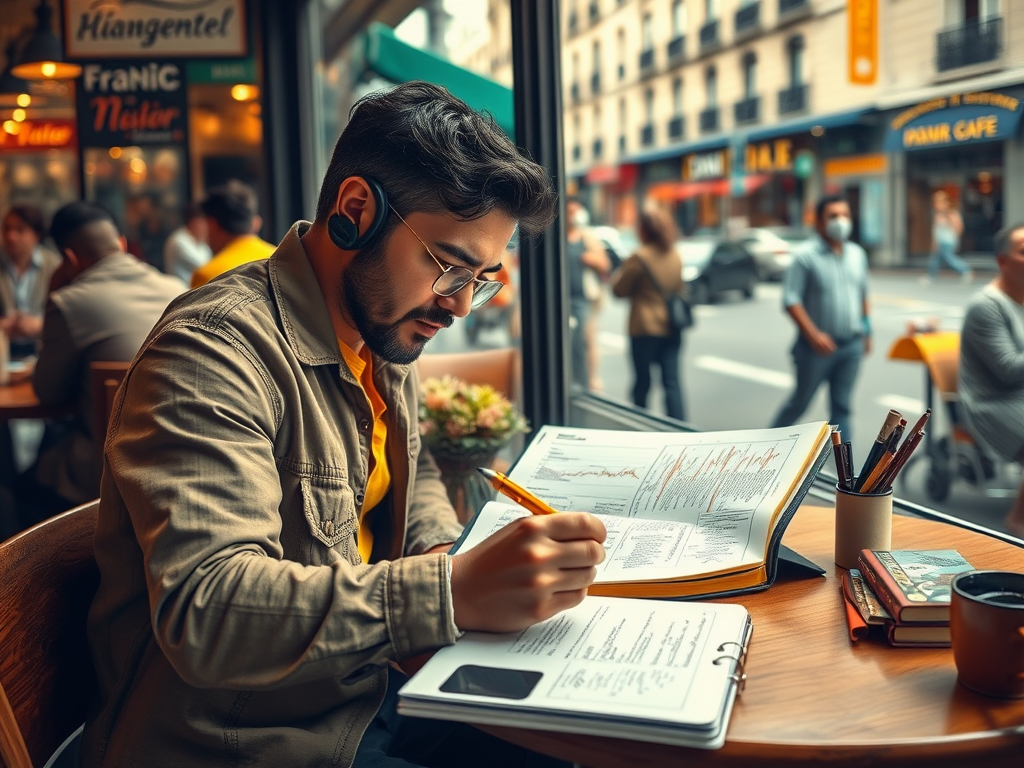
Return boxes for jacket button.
[356,492,365,506]
[360,419,371,431]
[323,520,334,536]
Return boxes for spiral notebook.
[397,596,752,749]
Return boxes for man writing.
[82,82,606,768]
[771,195,871,443]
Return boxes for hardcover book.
[856,549,973,623]
[885,622,951,648]
[452,421,832,599]
[842,568,891,625]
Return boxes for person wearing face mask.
[770,195,871,444]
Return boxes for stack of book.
[841,549,974,647]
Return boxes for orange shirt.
[338,340,391,563]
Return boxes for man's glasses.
[389,204,504,309]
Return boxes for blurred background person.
[190,180,276,288]
[924,190,973,284]
[565,197,610,391]
[0,205,61,359]
[164,202,212,286]
[23,202,183,521]
[958,221,1024,538]
[610,203,686,421]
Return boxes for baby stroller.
[887,331,1017,502]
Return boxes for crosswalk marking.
[874,394,926,415]
[692,355,793,389]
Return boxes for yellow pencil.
[476,467,559,515]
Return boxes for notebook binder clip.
[713,640,750,693]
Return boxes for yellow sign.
[745,140,793,174]
[823,154,887,178]
[902,115,999,148]
[683,150,729,181]
[848,0,878,86]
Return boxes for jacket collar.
[268,221,413,384]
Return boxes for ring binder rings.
[398,597,753,750]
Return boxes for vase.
[428,442,501,524]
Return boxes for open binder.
[452,422,832,600]
[398,597,752,749]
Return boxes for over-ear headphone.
[327,177,390,250]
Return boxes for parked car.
[737,226,813,281]
[677,237,759,305]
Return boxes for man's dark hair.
[201,180,259,235]
[183,201,205,222]
[315,81,557,237]
[49,202,119,254]
[4,204,46,240]
[815,195,848,224]
[994,222,1024,258]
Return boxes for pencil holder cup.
[833,483,893,570]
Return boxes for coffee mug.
[950,570,1024,699]
[833,483,892,570]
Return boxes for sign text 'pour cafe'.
[884,92,1023,152]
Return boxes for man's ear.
[333,177,377,236]
[251,214,263,235]
[62,247,81,271]
[118,236,128,254]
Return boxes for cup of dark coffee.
[950,570,1024,699]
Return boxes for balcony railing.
[778,0,808,16]
[639,48,655,72]
[570,82,580,103]
[591,72,601,94]
[592,138,603,159]
[667,35,685,61]
[668,115,685,140]
[734,96,760,125]
[640,124,655,146]
[778,84,808,114]
[936,18,1003,72]
[735,2,761,35]
[699,20,720,52]
[699,107,719,134]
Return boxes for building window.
[705,66,717,107]
[673,0,687,34]
[705,0,718,19]
[787,35,804,86]
[673,77,683,115]
[645,87,655,123]
[617,27,626,80]
[642,12,653,50]
[742,51,757,99]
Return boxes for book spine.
[844,569,890,623]
[856,551,907,622]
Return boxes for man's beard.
[341,237,454,364]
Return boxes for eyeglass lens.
[433,270,503,308]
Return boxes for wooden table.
[0,381,71,420]
[481,505,1024,767]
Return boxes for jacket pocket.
[300,473,359,550]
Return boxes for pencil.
[831,429,849,489]
[877,430,925,492]
[861,450,896,494]
[857,410,902,491]
[906,409,931,439]
[477,467,559,515]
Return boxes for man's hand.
[863,335,873,355]
[450,512,607,633]
[807,328,836,356]
[10,313,42,339]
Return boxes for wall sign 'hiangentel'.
[65,0,247,59]
[76,61,188,147]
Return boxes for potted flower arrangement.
[419,375,529,521]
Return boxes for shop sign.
[683,149,729,181]
[76,61,188,147]
[883,92,1022,152]
[744,139,793,174]
[823,154,887,178]
[0,119,77,152]
[848,0,878,85]
[65,0,247,59]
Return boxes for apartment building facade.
[457,0,1024,266]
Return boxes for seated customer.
[163,201,212,285]
[189,180,276,288]
[30,202,184,509]
[959,221,1024,538]
[0,205,61,359]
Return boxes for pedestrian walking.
[610,203,686,421]
[771,195,872,444]
[565,198,610,392]
[923,190,974,284]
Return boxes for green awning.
[362,22,514,137]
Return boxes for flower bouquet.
[419,375,529,520]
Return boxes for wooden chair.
[415,347,520,402]
[0,501,99,768]
[88,361,130,451]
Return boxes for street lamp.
[11,0,82,80]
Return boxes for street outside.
[425,266,1021,540]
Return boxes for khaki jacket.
[81,223,464,767]
[610,246,685,337]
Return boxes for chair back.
[0,502,100,768]
[415,348,520,401]
[89,362,130,450]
